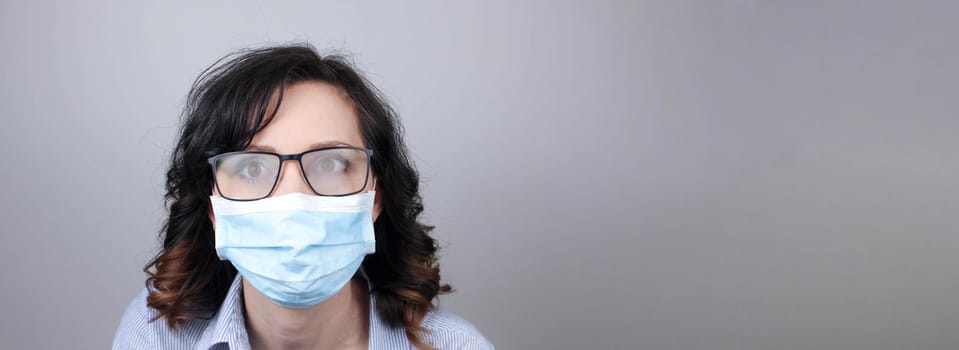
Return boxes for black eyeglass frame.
[207,145,375,201]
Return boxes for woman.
[112,43,493,350]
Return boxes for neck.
[242,277,370,350]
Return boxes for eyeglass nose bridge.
[277,153,304,162]
[272,154,314,194]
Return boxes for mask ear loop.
[370,176,377,192]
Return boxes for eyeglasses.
[207,145,374,201]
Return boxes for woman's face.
[209,80,382,223]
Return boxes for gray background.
[1,1,957,349]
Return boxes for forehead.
[247,81,364,153]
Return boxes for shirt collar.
[194,271,251,350]
[195,266,375,350]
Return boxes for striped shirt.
[112,268,494,349]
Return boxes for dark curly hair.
[143,42,452,350]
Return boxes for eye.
[236,160,271,181]
[311,155,347,174]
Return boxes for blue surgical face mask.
[209,189,376,309]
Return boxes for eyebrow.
[246,140,354,153]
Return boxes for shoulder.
[419,307,495,350]
[112,286,157,349]
[111,286,207,349]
